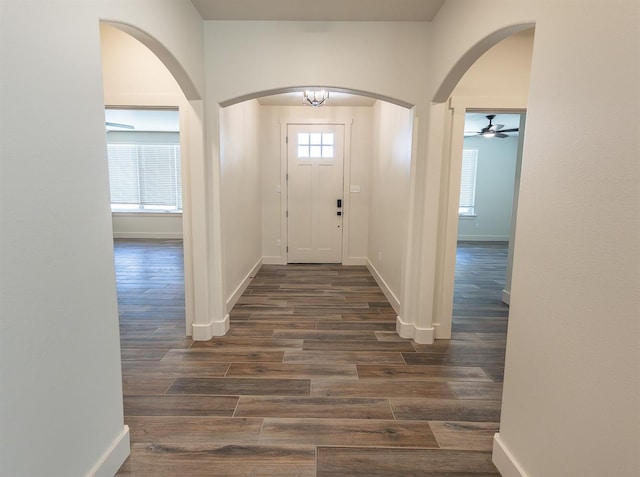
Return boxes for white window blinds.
[459,148,478,215]
[107,141,182,212]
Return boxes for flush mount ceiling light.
[303,89,329,107]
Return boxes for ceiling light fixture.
[303,89,329,107]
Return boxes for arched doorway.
[217,89,416,321]
[100,21,210,338]
[431,27,535,340]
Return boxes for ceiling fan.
[466,114,518,138]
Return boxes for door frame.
[432,96,527,339]
[279,120,355,265]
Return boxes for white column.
[189,102,229,340]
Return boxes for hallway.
[115,240,508,476]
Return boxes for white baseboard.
[113,232,183,239]
[365,259,400,313]
[493,433,529,477]
[227,258,262,312]
[396,315,435,344]
[87,425,130,477]
[263,256,366,266]
[432,322,452,340]
[192,314,229,341]
[502,289,511,305]
[262,256,286,265]
[342,257,367,266]
[457,235,509,242]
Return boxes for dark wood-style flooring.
[115,239,509,476]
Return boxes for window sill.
[112,211,182,217]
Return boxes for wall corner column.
[186,100,228,341]
[396,104,436,345]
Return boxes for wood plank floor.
[115,239,509,476]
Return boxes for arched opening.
[103,21,200,101]
[217,88,416,321]
[432,26,535,340]
[432,23,536,103]
[99,22,203,338]
[220,86,413,109]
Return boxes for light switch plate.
[350,185,361,193]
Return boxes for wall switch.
[276,184,281,193]
[350,185,361,193]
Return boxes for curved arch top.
[219,86,415,109]
[432,23,536,103]
[102,21,201,101]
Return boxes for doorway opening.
[452,112,524,350]
[433,26,534,341]
[100,23,190,337]
[218,90,414,319]
[447,109,527,341]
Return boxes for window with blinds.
[459,148,478,216]
[107,140,182,212]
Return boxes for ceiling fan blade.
[495,133,509,138]
[498,128,519,133]
[106,121,135,130]
[491,124,505,131]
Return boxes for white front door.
[287,124,344,263]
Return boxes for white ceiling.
[191,0,446,22]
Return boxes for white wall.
[1,6,126,477]
[205,21,430,107]
[220,100,263,311]
[101,23,184,105]
[367,101,413,307]
[0,1,204,475]
[495,3,640,476]
[111,213,183,239]
[259,105,373,264]
[458,135,518,241]
[101,23,185,239]
[453,28,534,98]
[431,2,640,476]
[2,2,639,476]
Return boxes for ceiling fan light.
[483,131,495,138]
